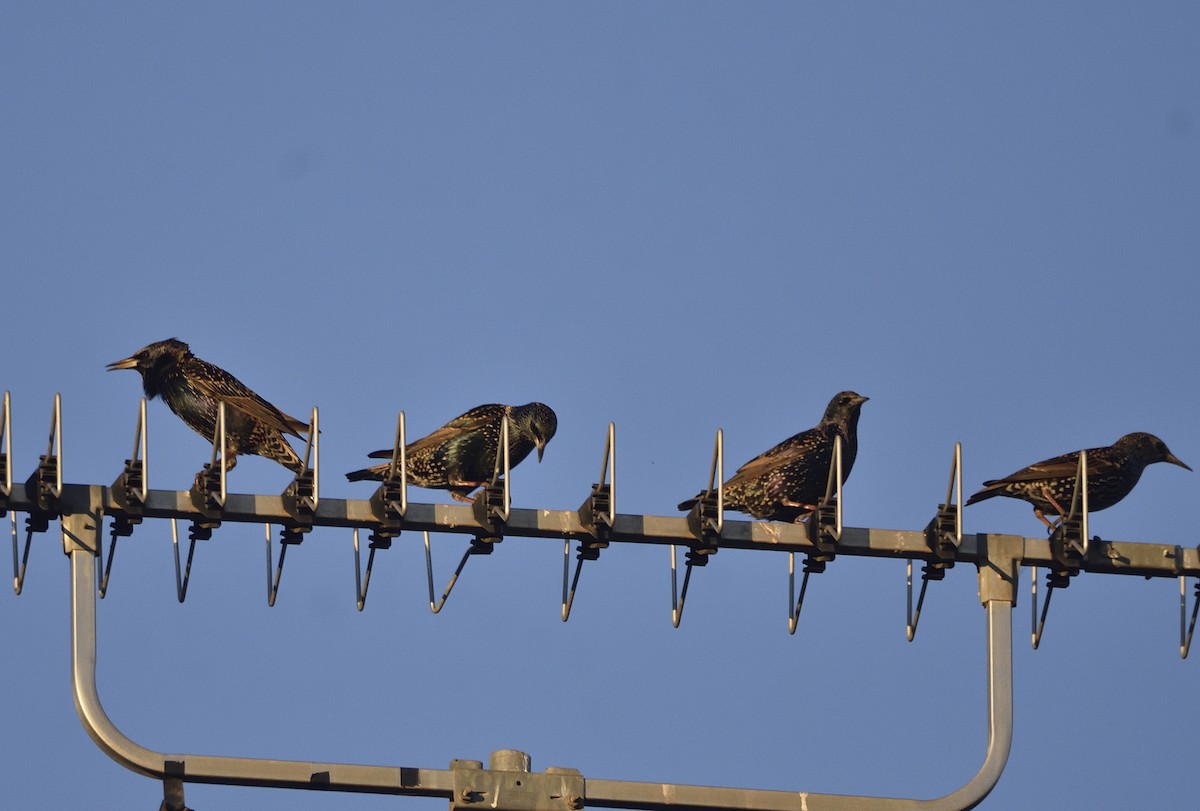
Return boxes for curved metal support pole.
[68,497,1015,810]
[588,599,1015,811]
[69,516,456,799]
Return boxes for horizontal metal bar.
[15,483,1195,579]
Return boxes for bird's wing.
[190,368,308,436]
[981,447,1113,486]
[730,427,821,479]
[403,405,503,458]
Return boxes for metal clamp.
[909,442,964,641]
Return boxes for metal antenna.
[474,413,511,526]
[171,518,197,603]
[908,442,963,641]
[265,523,288,608]
[1,391,11,502]
[15,393,63,595]
[789,435,844,634]
[1181,573,1199,659]
[100,398,150,599]
[353,522,394,612]
[425,531,494,614]
[379,410,409,519]
[564,422,616,621]
[1033,450,1089,649]
[192,401,228,512]
[2,392,17,594]
[352,527,382,612]
[674,427,723,627]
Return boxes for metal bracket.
[450,754,584,811]
[564,423,616,622]
[909,443,964,641]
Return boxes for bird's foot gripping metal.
[473,482,510,537]
[804,501,840,571]
[190,463,225,517]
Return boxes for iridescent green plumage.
[678,391,868,522]
[346,402,558,502]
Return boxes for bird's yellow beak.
[106,356,139,371]
[536,442,546,463]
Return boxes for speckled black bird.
[966,432,1191,527]
[345,403,558,501]
[677,391,869,522]
[107,338,308,473]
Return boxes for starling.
[966,432,1191,527]
[346,402,558,502]
[107,338,308,473]
[678,391,869,522]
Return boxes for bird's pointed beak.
[1167,452,1192,472]
[536,441,546,463]
[106,356,139,371]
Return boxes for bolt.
[459,789,476,804]
[567,795,584,810]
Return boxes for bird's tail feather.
[346,465,385,482]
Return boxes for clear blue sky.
[2,3,1198,809]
